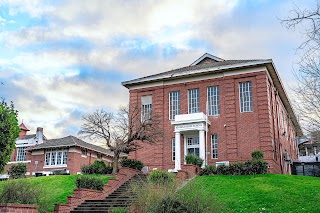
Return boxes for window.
[141,95,152,121]
[207,86,220,116]
[187,137,199,157]
[81,148,87,156]
[45,149,68,166]
[212,134,218,159]
[97,153,102,159]
[239,81,253,112]
[188,89,200,114]
[169,91,180,120]
[172,138,175,161]
[16,147,26,161]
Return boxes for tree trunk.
[112,152,120,175]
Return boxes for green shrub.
[148,170,175,186]
[228,162,246,175]
[81,160,112,174]
[7,163,27,179]
[185,153,203,167]
[199,165,216,176]
[244,160,268,175]
[0,179,41,204]
[76,175,104,191]
[120,159,144,171]
[110,207,128,213]
[216,165,229,175]
[153,196,189,213]
[251,150,264,161]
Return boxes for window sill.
[8,160,31,164]
[43,165,67,169]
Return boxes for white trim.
[7,160,31,164]
[43,165,67,169]
[190,53,224,65]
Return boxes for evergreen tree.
[0,99,20,173]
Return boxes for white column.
[175,132,181,171]
[184,136,187,164]
[305,147,308,156]
[199,130,205,167]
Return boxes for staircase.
[70,174,147,213]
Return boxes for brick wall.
[0,203,38,213]
[128,70,298,174]
[4,146,113,177]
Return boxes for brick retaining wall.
[0,203,38,213]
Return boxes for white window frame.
[45,149,68,167]
[207,86,220,116]
[16,146,27,162]
[172,138,175,161]
[141,95,152,121]
[188,88,200,114]
[169,91,180,120]
[239,81,253,112]
[211,134,218,159]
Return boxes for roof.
[19,134,36,140]
[19,123,30,131]
[121,59,271,87]
[121,53,303,136]
[27,135,122,157]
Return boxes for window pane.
[16,147,26,162]
[169,91,180,120]
[239,82,253,112]
[172,138,175,161]
[45,152,50,166]
[188,89,200,114]
[57,152,62,165]
[207,86,220,116]
[63,151,68,164]
[212,134,218,159]
[51,152,56,165]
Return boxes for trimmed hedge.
[8,163,27,179]
[212,160,268,176]
[120,159,144,171]
[81,160,112,174]
[76,175,104,191]
[199,165,216,176]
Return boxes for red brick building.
[122,53,302,174]
[1,124,117,178]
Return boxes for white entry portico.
[171,112,210,171]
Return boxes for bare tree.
[281,1,320,54]
[293,55,320,133]
[79,106,162,175]
[281,1,320,134]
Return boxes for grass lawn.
[0,174,113,212]
[179,174,320,213]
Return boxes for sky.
[0,0,314,141]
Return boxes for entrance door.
[187,136,199,157]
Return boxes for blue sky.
[0,0,313,140]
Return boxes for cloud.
[0,0,311,139]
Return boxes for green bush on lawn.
[120,159,144,171]
[76,175,104,191]
[7,163,27,179]
[81,160,112,174]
